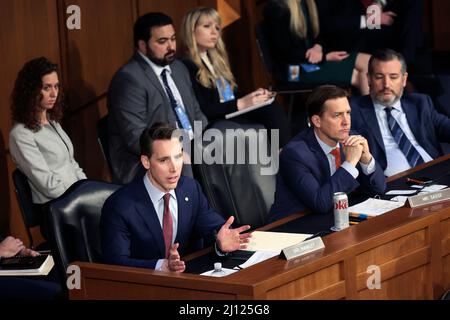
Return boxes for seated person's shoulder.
[9,123,34,142]
[280,132,310,160]
[180,57,198,73]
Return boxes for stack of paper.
[348,198,404,218]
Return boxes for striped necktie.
[384,107,424,168]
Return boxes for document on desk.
[349,198,404,217]
[385,189,417,195]
[238,250,280,269]
[242,231,312,252]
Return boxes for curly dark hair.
[10,57,64,132]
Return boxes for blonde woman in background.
[181,7,291,146]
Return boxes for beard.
[371,88,404,107]
[147,49,176,67]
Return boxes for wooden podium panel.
[70,156,450,300]
[70,204,450,300]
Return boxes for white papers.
[390,196,408,205]
[348,198,404,217]
[386,190,417,195]
[201,267,238,277]
[421,184,447,192]
[238,251,279,269]
[243,231,312,252]
[225,97,275,119]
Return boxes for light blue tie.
[384,107,424,168]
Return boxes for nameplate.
[280,237,325,261]
[407,188,450,208]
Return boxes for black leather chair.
[97,115,115,178]
[12,169,42,248]
[193,120,277,229]
[45,179,121,280]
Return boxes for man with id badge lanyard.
[108,12,208,184]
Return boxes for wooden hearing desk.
[70,155,450,299]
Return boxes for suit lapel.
[134,179,166,257]
[133,52,169,103]
[360,96,386,153]
[174,178,189,244]
[171,63,194,123]
[402,96,424,146]
[305,129,331,178]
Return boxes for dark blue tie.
[160,69,184,128]
[384,107,424,168]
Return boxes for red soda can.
[331,192,349,231]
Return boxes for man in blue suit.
[101,123,251,272]
[269,85,386,222]
[351,49,450,176]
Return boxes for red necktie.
[330,148,341,170]
[163,193,173,258]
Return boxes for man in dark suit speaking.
[107,12,208,184]
[101,123,251,272]
[269,85,386,222]
[351,49,450,176]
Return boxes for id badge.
[216,78,235,103]
[175,105,194,140]
[301,63,321,73]
[288,65,300,82]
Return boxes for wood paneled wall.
[0,0,447,245]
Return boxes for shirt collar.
[314,130,339,155]
[143,174,177,204]
[372,97,403,113]
[138,51,172,77]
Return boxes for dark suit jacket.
[315,0,365,52]
[107,52,208,184]
[262,0,325,80]
[181,58,240,121]
[269,128,386,221]
[350,93,450,171]
[100,176,225,269]
[316,0,422,62]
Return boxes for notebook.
[0,254,54,276]
[225,96,275,119]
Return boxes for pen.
[349,212,370,220]
[406,177,427,185]
[37,250,51,255]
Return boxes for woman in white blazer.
[9,57,86,204]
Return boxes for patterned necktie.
[162,193,173,258]
[384,107,424,168]
[330,148,341,171]
[160,69,184,128]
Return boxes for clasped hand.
[342,135,372,166]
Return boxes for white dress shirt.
[138,51,187,115]
[373,99,433,176]
[143,174,178,270]
[314,131,375,177]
